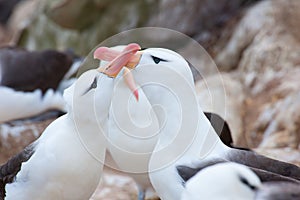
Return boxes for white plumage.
[5,70,113,199]
[0,86,66,123]
[96,46,160,198]
[0,59,81,123]
[93,44,300,200]
[128,48,230,200]
[181,163,261,200]
[107,68,160,198]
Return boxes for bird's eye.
[151,55,167,64]
[239,176,257,191]
[90,77,97,89]
[82,77,97,95]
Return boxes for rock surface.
[214,0,300,153]
[195,73,246,147]
[9,0,257,55]
[0,119,53,164]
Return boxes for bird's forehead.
[77,70,97,81]
[144,48,183,60]
[74,70,100,90]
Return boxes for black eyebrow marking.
[90,77,97,89]
[151,55,168,64]
[82,77,97,95]
[239,175,257,191]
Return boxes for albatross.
[0,47,81,123]
[179,162,300,200]
[94,44,159,200]
[0,44,140,199]
[181,162,261,200]
[94,44,300,200]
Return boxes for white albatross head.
[181,163,262,200]
[135,48,194,85]
[64,43,141,121]
[93,44,195,100]
[63,70,113,122]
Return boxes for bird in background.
[179,162,300,200]
[0,47,82,123]
[181,162,261,200]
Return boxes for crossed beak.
[93,43,142,100]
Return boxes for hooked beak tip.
[133,89,139,101]
[94,43,142,77]
[123,67,139,101]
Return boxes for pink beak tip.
[133,89,139,101]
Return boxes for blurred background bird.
[180,162,300,200]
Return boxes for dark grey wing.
[0,182,4,200]
[7,110,65,125]
[255,182,300,200]
[186,60,202,82]
[204,112,233,147]
[0,143,35,199]
[250,168,300,184]
[227,148,300,181]
[176,166,199,184]
[177,148,300,185]
[176,158,227,182]
[204,112,252,151]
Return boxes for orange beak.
[93,43,142,101]
[94,43,142,77]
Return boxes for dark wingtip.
[204,112,233,146]
[176,165,200,182]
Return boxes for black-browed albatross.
[94,45,241,200]
[180,162,300,200]
[181,162,261,200]
[0,47,81,123]
[94,44,300,200]
[0,43,141,199]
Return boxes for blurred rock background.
[1,0,300,199]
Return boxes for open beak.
[94,43,142,77]
[123,67,139,101]
[93,43,142,101]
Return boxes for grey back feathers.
[177,148,300,185]
[180,163,300,200]
[227,148,300,182]
[177,158,227,182]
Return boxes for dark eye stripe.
[82,77,97,95]
[151,55,168,64]
[239,175,257,191]
[90,77,97,89]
